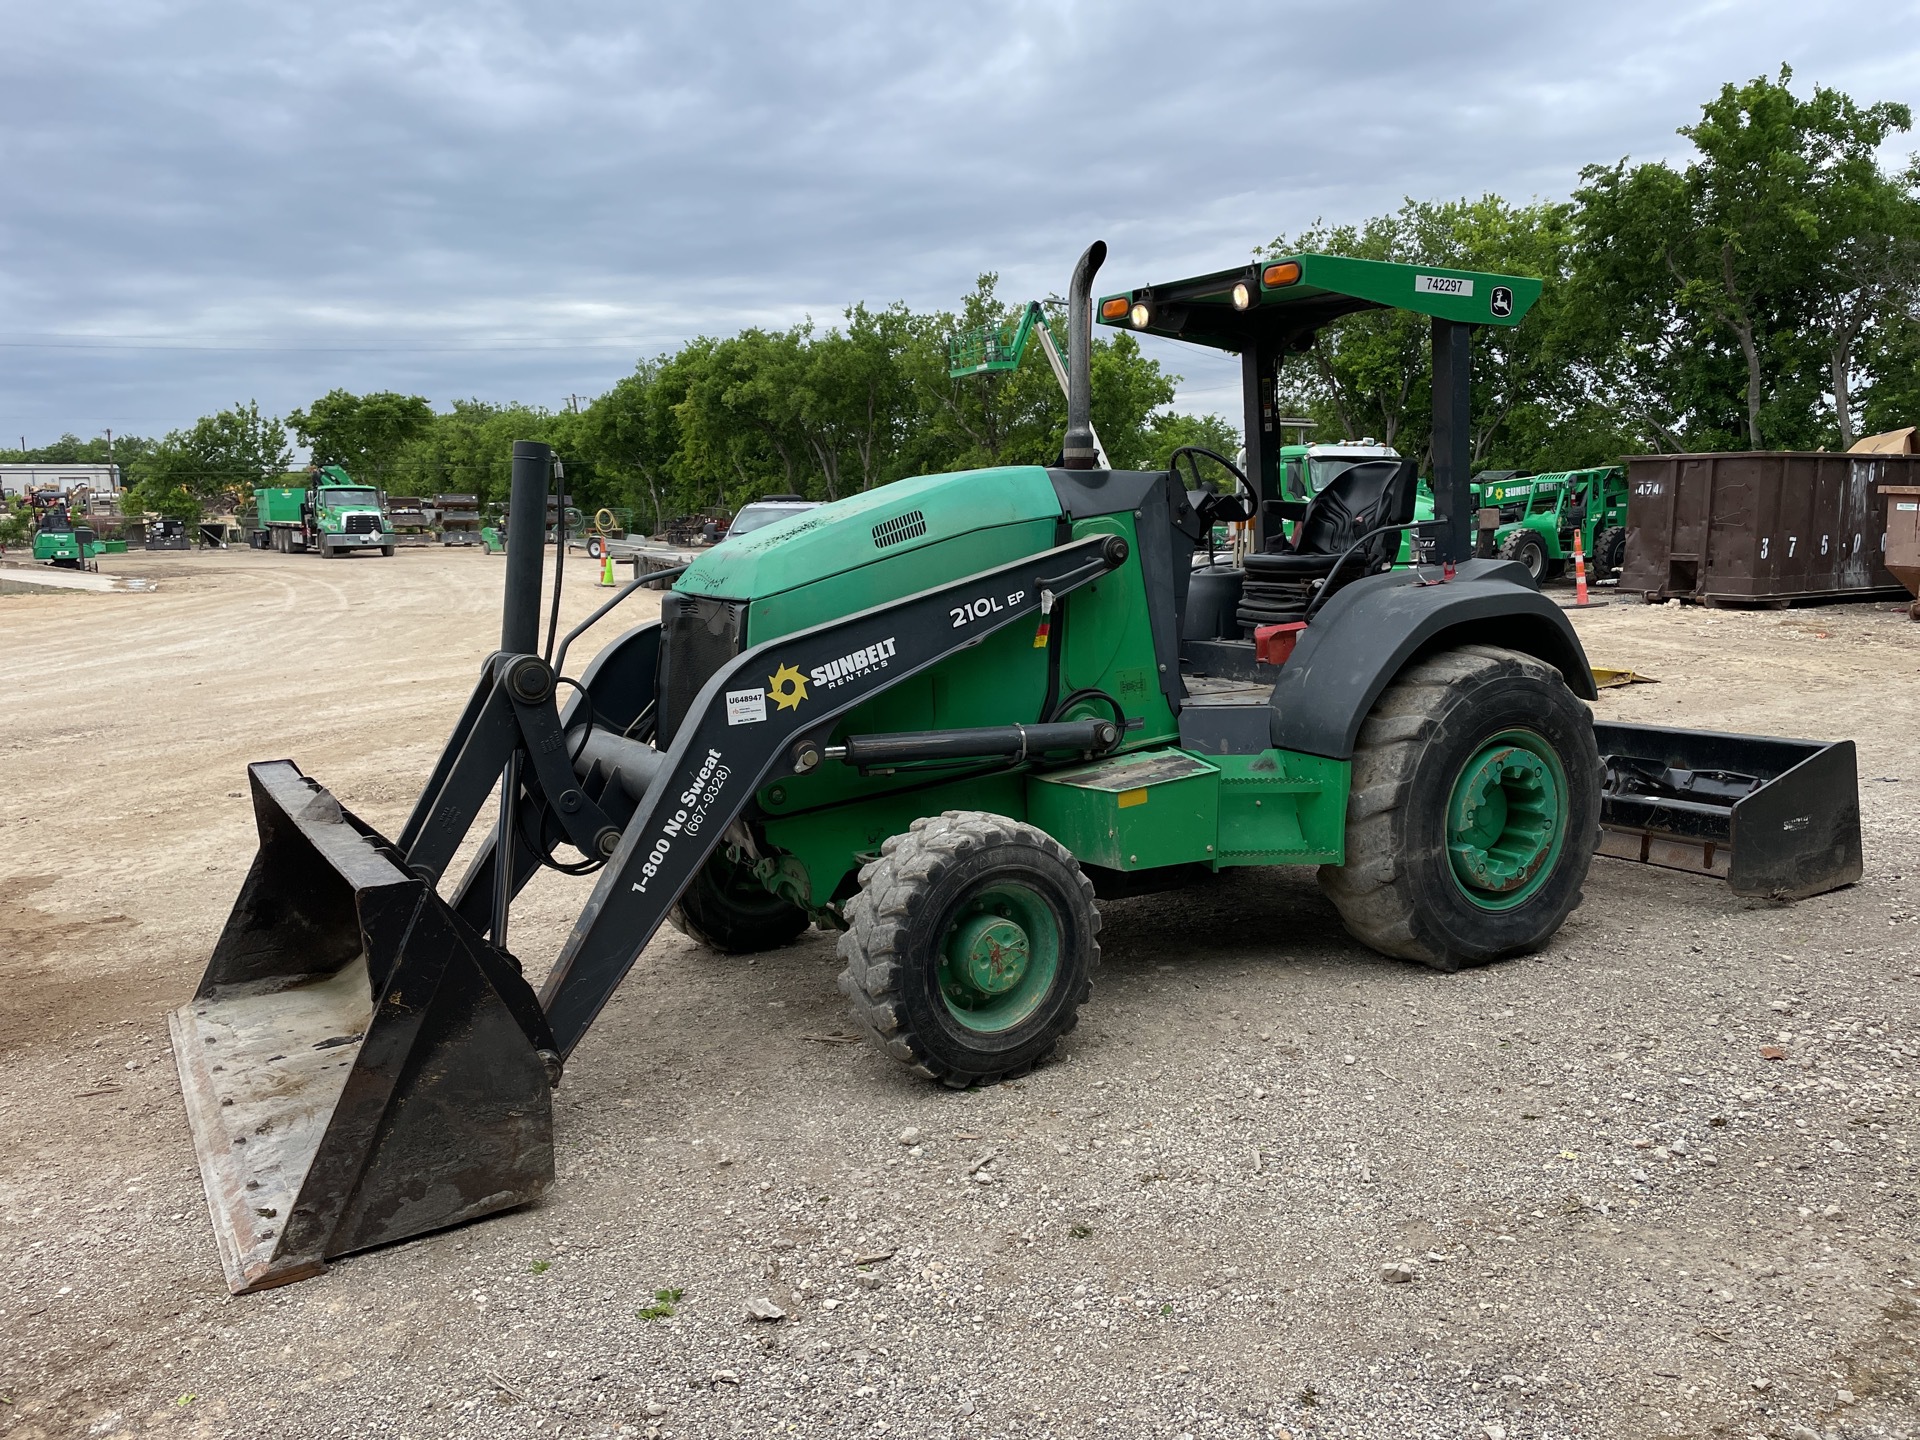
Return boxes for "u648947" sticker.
[726,688,767,725]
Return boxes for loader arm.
[539,531,1130,1053]
[173,528,1126,1294]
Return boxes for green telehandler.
[1479,465,1630,582]
[170,242,1863,1294]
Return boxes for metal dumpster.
[1885,485,1920,618]
[1621,451,1920,604]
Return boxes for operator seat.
[1236,458,1419,632]
[1253,458,1419,575]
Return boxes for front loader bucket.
[1594,722,1862,900]
[170,760,556,1293]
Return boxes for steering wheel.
[1168,445,1257,524]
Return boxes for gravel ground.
[1,548,1916,1440]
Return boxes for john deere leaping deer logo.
[767,663,810,711]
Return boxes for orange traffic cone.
[598,551,616,587]
[1572,531,1589,607]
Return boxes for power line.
[0,337,659,353]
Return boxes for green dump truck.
[256,465,394,557]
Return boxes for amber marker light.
[1100,297,1130,320]
[1262,262,1302,287]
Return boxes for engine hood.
[675,465,1062,603]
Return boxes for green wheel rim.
[1444,728,1567,911]
[937,882,1061,1034]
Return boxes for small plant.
[1295,1386,1320,1409]
[1068,1223,1093,1239]
[528,1259,552,1275]
[636,1287,684,1321]
[1158,1302,1174,1317]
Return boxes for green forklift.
[170,242,1862,1294]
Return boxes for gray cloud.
[4,0,1918,443]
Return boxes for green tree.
[1574,66,1917,450]
[288,390,437,487]
[577,356,697,533]
[0,431,155,469]
[791,303,919,494]
[0,495,32,550]
[905,276,1067,469]
[128,401,290,520]
[1858,310,1920,437]
[904,276,1229,475]
[388,400,574,508]
[674,329,811,509]
[1266,196,1611,472]
[1146,411,1242,469]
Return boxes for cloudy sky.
[5,0,1920,449]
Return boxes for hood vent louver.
[872,510,927,548]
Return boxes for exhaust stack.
[1061,240,1107,470]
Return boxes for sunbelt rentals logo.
[767,664,809,712]
[763,636,900,714]
[812,637,897,692]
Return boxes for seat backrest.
[1292,458,1418,560]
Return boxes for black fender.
[1268,558,1597,760]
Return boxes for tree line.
[8,67,1916,525]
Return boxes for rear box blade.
[1594,722,1862,900]
[172,760,555,1293]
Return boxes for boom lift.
[172,243,1863,1294]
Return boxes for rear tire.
[1497,528,1548,582]
[1318,645,1599,972]
[668,851,809,954]
[837,811,1099,1087]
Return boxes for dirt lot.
[2,547,1917,1440]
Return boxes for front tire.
[838,812,1099,1087]
[1319,645,1599,971]
[1594,525,1626,579]
[380,544,395,557]
[1498,528,1548,582]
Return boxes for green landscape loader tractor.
[171,242,1863,1295]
